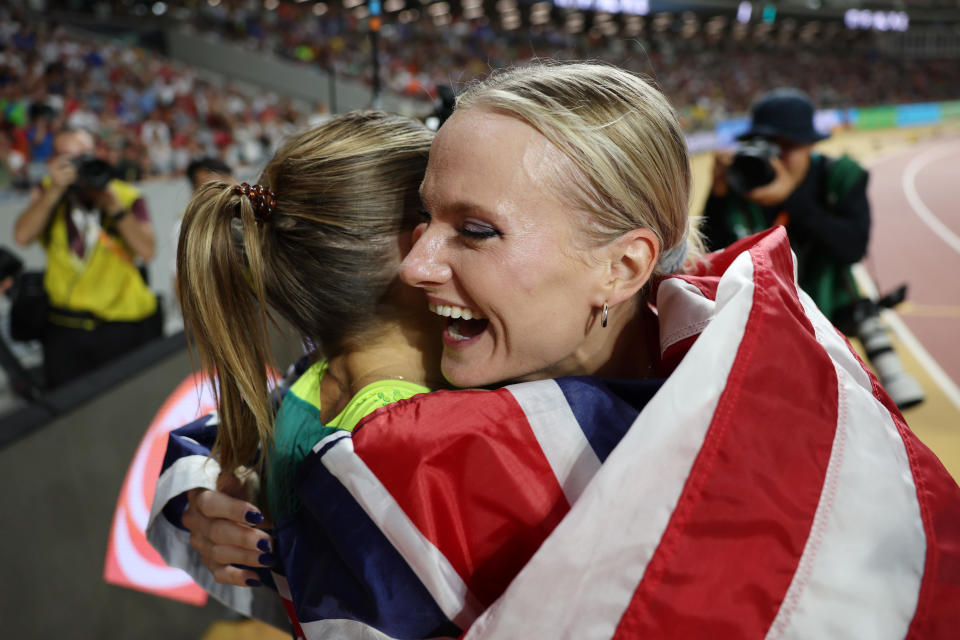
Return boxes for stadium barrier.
[687,99,960,152]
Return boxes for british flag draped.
[147,227,960,639]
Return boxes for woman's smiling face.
[400,108,609,388]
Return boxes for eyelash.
[459,223,500,240]
[418,210,501,241]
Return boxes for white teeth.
[447,323,469,341]
[428,302,486,320]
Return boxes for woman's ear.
[598,228,660,306]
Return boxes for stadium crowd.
[184,1,959,128]
[0,11,312,190]
[2,2,959,190]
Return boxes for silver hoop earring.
[601,303,609,328]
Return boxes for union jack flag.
[148,227,960,639]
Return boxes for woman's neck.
[575,300,658,380]
[320,313,445,422]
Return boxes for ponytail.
[177,181,276,475]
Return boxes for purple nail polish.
[245,578,262,587]
[245,510,264,525]
[258,553,275,566]
[257,538,272,553]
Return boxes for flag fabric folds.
[147,227,960,639]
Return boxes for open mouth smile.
[428,302,490,346]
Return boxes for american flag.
[148,227,960,639]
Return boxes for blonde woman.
[154,64,959,639]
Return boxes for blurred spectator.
[12,127,161,387]
[25,102,57,184]
[0,127,26,190]
[185,156,233,192]
[111,139,145,183]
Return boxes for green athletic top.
[266,359,431,521]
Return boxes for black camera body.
[727,137,781,195]
[71,154,114,191]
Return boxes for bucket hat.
[737,88,829,143]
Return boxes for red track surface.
[865,137,960,388]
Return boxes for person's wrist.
[110,207,130,223]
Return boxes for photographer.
[12,127,160,387]
[701,88,923,409]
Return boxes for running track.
[865,136,960,398]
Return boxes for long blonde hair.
[457,62,700,274]
[177,111,433,475]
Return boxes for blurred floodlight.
[595,0,618,13]
[344,0,364,8]
[845,9,908,32]
[553,0,647,15]
[621,0,648,15]
[384,0,404,11]
[313,1,328,14]
[207,0,221,5]
[463,5,484,18]
[737,2,751,24]
[264,0,279,9]
[152,1,167,14]
[353,4,369,17]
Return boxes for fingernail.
[245,510,264,525]
[245,578,262,587]
[258,553,275,566]
[257,538,272,553]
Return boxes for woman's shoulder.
[330,378,432,432]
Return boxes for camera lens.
[727,138,780,195]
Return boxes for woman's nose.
[400,224,452,288]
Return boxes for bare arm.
[13,156,74,246]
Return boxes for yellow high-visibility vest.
[41,179,156,324]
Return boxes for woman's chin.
[441,359,498,389]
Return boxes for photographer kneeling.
[13,128,161,388]
[701,88,924,409]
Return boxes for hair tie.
[234,182,278,222]
[659,232,689,274]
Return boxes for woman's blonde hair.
[457,62,700,274]
[177,111,433,475]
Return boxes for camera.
[425,85,457,131]
[727,137,781,195]
[71,154,114,191]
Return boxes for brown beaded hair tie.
[234,182,278,221]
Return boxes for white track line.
[902,144,960,255]
[852,263,960,414]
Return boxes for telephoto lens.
[856,314,925,410]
